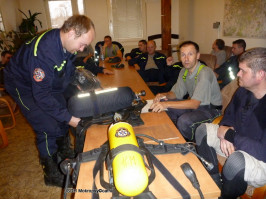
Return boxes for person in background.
[215,39,246,89]
[211,39,226,69]
[76,44,94,63]
[74,44,113,75]
[195,48,266,198]
[129,40,167,84]
[0,50,16,111]
[0,50,12,87]
[149,57,183,95]
[150,41,222,142]
[101,35,122,62]
[126,39,147,62]
[4,15,95,187]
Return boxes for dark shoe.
[56,135,75,162]
[40,155,65,187]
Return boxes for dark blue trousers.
[167,106,221,141]
[5,85,69,158]
[138,68,165,84]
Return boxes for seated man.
[125,39,147,61]
[129,40,167,84]
[210,39,226,69]
[101,35,122,62]
[0,51,12,87]
[195,48,266,198]
[215,39,246,89]
[74,45,113,76]
[75,44,94,63]
[150,41,222,141]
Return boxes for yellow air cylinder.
[108,122,148,197]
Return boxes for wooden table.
[74,60,220,199]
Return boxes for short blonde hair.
[61,15,95,37]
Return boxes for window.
[46,0,84,28]
[0,11,5,31]
[77,0,84,15]
[108,0,145,40]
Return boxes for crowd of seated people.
[82,36,247,97]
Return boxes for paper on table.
[141,99,168,113]
[141,99,153,113]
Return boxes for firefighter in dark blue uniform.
[4,15,95,187]
[129,40,167,84]
[125,39,147,61]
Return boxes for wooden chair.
[0,120,8,148]
[224,46,233,60]
[199,54,217,70]
[0,97,16,130]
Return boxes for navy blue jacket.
[220,87,266,162]
[125,48,142,60]
[128,51,167,84]
[214,55,239,89]
[128,51,167,71]
[4,29,75,123]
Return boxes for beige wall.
[2,0,264,54]
[18,0,48,31]
[1,0,179,54]
[179,0,266,54]
[0,0,20,31]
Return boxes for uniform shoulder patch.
[33,68,45,82]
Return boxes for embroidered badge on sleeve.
[33,68,45,82]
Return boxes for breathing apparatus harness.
[61,123,213,199]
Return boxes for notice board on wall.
[223,0,266,38]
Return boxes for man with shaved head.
[129,40,167,84]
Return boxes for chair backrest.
[224,46,233,60]
[199,54,217,70]
[95,41,124,56]
[148,34,179,41]
[221,78,239,113]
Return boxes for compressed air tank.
[108,122,148,197]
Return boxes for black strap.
[147,150,191,199]
[92,145,109,199]
[90,91,101,117]
[109,144,143,163]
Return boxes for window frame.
[0,9,5,32]
[44,0,84,29]
[106,0,147,43]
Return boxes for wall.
[179,0,266,54]
[18,0,48,31]
[1,0,179,54]
[0,0,20,31]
